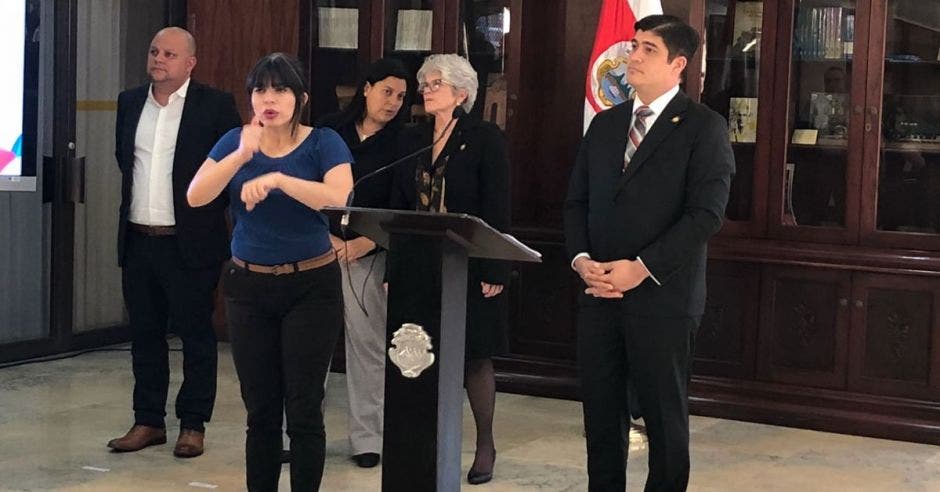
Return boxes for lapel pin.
[671,116,681,124]
[460,144,466,150]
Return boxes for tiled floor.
[1,342,938,491]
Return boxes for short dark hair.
[245,52,309,134]
[337,57,412,130]
[634,15,701,63]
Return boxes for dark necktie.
[624,105,654,170]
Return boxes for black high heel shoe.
[467,450,496,485]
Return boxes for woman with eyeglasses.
[187,52,352,491]
[389,53,511,485]
[316,58,411,469]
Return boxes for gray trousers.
[340,251,387,455]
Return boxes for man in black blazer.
[564,15,734,491]
[107,27,241,458]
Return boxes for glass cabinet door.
[701,0,773,235]
[385,0,435,118]
[769,0,864,243]
[386,4,434,75]
[861,0,940,249]
[309,0,364,122]
[458,0,511,130]
[770,0,865,243]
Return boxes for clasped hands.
[574,257,649,298]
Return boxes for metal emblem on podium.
[388,323,435,378]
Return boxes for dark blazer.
[563,91,735,317]
[391,115,512,357]
[391,116,512,285]
[316,112,401,240]
[115,81,242,268]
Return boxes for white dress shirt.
[129,78,191,226]
[571,85,681,286]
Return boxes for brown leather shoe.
[107,425,167,452]
[173,429,205,458]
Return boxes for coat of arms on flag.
[583,0,663,133]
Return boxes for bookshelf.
[690,0,940,445]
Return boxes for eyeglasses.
[417,78,454,94]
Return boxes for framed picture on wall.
[731,1,763,61]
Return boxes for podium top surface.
[322,207,541,263]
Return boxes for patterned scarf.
[415,154,448,213]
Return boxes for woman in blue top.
[187,52,352,492]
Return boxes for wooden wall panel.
[188,0,300,341]
[507,240,579,361]
[187,0,300,121]
[758,266,852,389]
[849,273,940,400]
[694,260,760,378]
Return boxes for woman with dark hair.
[317,57,410,469]
[187,52,352,491]
[390,53,510,485]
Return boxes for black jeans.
[224,259,343,492]
[122,231,220,432]
[577,301,699,492]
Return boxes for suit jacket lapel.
[618,92,689,189]
[174,81,201,167]
[123,87,148,169]
[438,116,475,165]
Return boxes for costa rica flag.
[583,0,663,133]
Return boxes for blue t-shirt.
[208,127,353,265]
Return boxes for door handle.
[42,155,55,203]
[68,156,85,204]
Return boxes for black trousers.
[224,260,343,492]
[577,301,699,492]
[121,231,221,432]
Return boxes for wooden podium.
[323,207,541,491]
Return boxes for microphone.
[340,106,464,229]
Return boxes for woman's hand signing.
[241,172,282,211]
[237,116,264,162]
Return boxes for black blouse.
[317,112,402,240]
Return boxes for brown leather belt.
[129,222,177,236]
[231,250,336,275]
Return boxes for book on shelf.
[783,163,798,226]
[728,97,758,143]
[731,2,762,62]
[796,6,850,60]
[843,13,854,56]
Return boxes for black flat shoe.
[352,452,380,468]
[467,450,495,485]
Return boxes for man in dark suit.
[564,15,734,491]
[107,27,241,458]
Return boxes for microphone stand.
[337,109,464,317]
[341,109,463,229]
